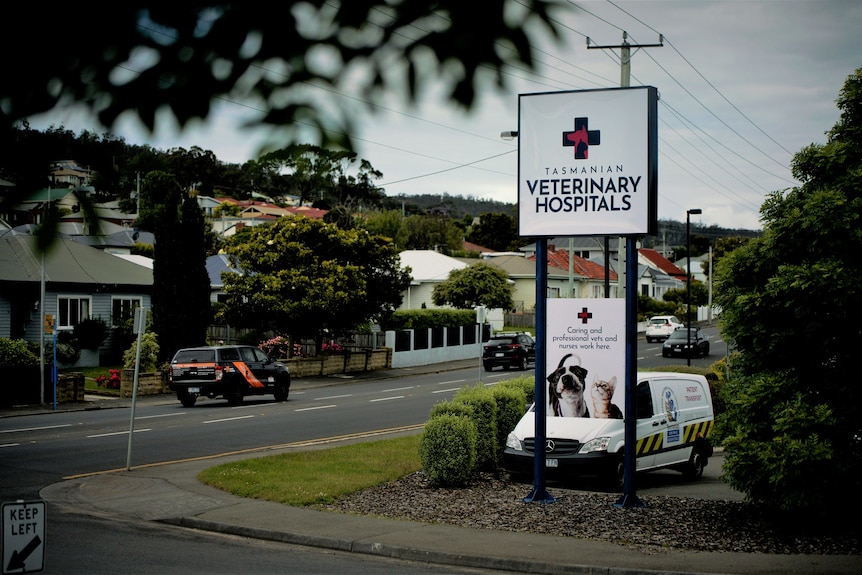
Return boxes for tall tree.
[2,2,565,241]
[466,212,519,251]
[713,69,862,517]
[220,215,410,348]
[432,262,514,310]
[143,171,212,361]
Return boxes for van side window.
[220,348,239,361]
[636,382,653,419]
[240,347,257,362]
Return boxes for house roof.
[284,206,327,220]
[0,236,153,286]
[640,248,686,279]
[538,248,618,281]
[399,250,467,282]
[462,240,493,253]
[477,254,573,279]
[206,254,242,288]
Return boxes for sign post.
[517,86,658,507]
[2,500,45,574]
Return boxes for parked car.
[168,345,291,407]
[645,315,684,343]
[662,327,710,358]
[482,332,536,371]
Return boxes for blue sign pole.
[524,237,556,503]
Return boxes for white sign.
[545,299,626,419]
[2,500,45,574]
[518,87,658,237]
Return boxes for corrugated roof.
[0,236,153,286]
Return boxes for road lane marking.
[438,379,466,385]
[370,396,405,402]
[295,405,336,412]
[1,443,20,448]
[87,429,152,438]
[135,413,186,420]
[202,415,255,424]
[381,386,413,393]
[433,388,461,394]
[316,394,351,400]
[1,424,72,434]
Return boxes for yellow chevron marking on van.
[683,420,714,443]
[636,433,663,455]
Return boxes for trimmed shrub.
[491,384,528,464]
[419,414,477,486]
[73,317,108,351]
[124,332,160,372]
[497,375,535,406]
[452,384,498,471]
[0,338,39,366]
[429,399,474,420]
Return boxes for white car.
[645,315,683,343]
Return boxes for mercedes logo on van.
[545,439,556,452]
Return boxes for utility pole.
[587,31,663,510]
[587,32,663,299]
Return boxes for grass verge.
[198,433,422,506]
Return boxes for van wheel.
[609,455,625,491]
[683,449,706,479]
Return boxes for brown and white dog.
[547,353,590,418]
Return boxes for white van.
[503,372,714,486]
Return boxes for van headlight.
[579,436,611,453]
[506,433,524,451]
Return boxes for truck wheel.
[226,386,244,405]
[682,449,706,479]
[178,392,196,407]
[273,381,290,402]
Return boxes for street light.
[686,208,702,366]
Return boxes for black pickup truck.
[167,345,291,407]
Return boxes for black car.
[168,345,291,406]
[662,327,710,358]
[482,332,536,371]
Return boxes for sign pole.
[125,307,147,471]
[524,238,555,503]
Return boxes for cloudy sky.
[29,1,861,231]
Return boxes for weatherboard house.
[0,235,153,364]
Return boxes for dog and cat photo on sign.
[546,299,627,420]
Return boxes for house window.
[57,296,91,329]
[547,286,561,298]
[112,297,142,326]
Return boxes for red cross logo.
[562,117,601,159]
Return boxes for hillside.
[384,193,761,246]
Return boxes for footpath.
[6,360,861,575]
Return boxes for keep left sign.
[2,500,45,574]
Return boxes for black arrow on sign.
[6,534,42,571]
